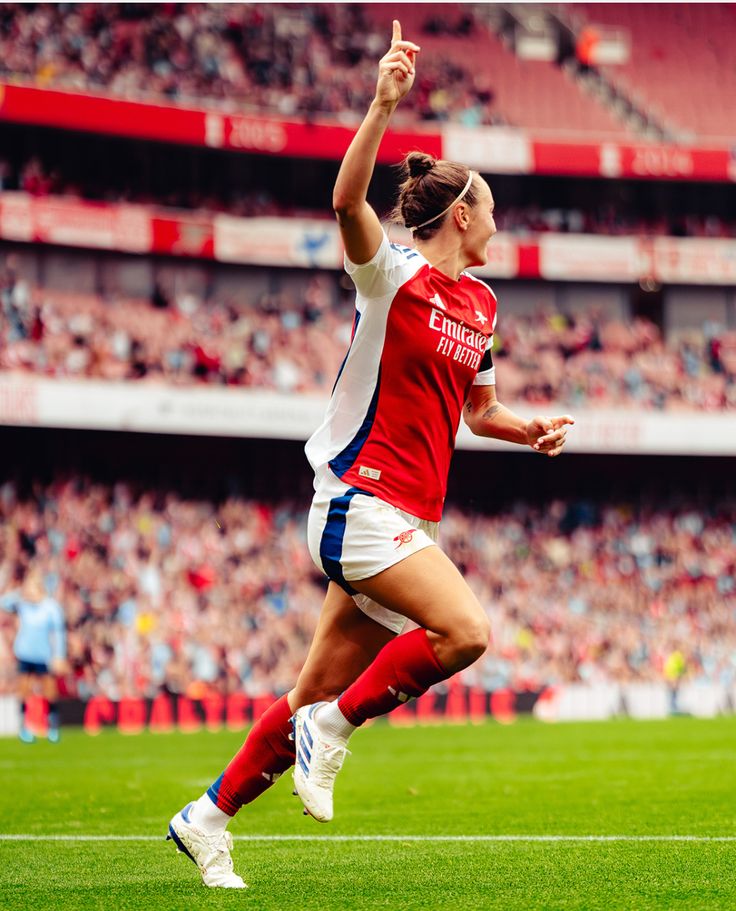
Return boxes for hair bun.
[406,151,436,179]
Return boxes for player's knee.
[449,614,491,666]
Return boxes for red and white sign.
[531,138,734,183]
[150,211,214,259]
[651,237,736,285]
[0,82,441,164]
[539,234,642,282]
[0,192,212,258]
[0,82,734,183]
[2,192,736,286]
[0,193,151,252]
[474,233,521,279]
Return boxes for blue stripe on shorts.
[319,487,373,595]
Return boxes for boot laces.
[312,742,350,788]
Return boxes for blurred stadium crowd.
[1,477,734,699]
[1,3,734,141]
[0,3,499,125]
[2,255,735,411]
[1,1,735,711]
[1,3,733,141]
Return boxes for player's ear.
[455,203,470,231]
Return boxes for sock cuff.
[208,773,239,817]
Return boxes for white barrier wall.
[0,696,19,737]
[1,374,736,455]
[534,683,735,722]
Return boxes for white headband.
[410,172,474,232]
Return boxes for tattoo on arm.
[482,404,501,421]
[465,402,473,413]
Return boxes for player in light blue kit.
[1,570,67,743]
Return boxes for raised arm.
[464,384,575,457]
[332,20,420,265]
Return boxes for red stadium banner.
[0,82,442,163]
[150,211,214,259]
[532,139,735,183]
[53,688,541,735]
[0,82,208,145]
[0,193,152,252]
[4,191,736,285]
[214,112,443,162]
[650,237,736,285]
[0,192,213,258]
[3,192,736,285]
[1,82,734,181]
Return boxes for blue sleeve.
[0,591,20,613]
[49,601,67,662]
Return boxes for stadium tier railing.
[0,374,734,456]
[2,192,736,286]
[568,3,736,145]
[0,82,734,183]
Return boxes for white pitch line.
[1,834,735,843]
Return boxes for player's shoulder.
[346,233,424,275]
[386,240,427,271]
[461,271,497,302]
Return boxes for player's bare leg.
[293,545,490,821]
[17,674,34,743]
[41,673,60,742]
[350,545,490,674]
[200,583,394,815]
[289,582,396,709]
[168,583,393,887]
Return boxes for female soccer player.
[168,20,573,888]
[1,570,67,743]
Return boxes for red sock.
[337,628,448,727]
[208,694,295,816]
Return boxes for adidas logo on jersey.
[429,293,447,311]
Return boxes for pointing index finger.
[392,19,402,43]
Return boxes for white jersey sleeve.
[345,233,425,305]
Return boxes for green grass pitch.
[1,716,735,910]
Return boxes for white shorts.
[307,469,439,635]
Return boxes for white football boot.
[292,703,350,822]
[167,801,246,889]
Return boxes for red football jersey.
[306,235,497,521]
